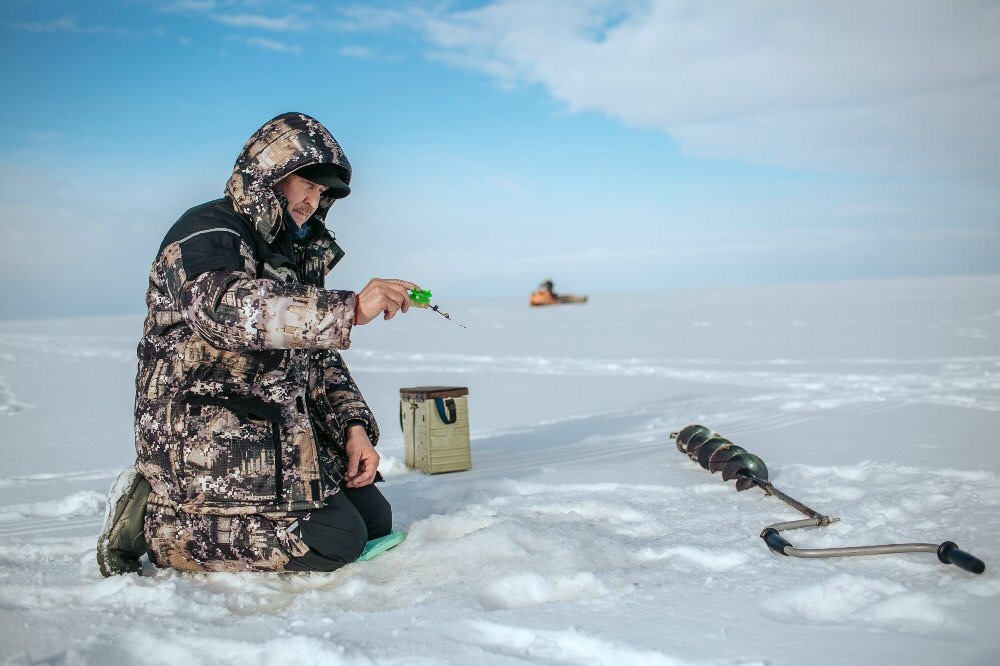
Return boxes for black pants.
[284,484,392,572]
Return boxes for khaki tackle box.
[399,386,472,474]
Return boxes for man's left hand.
[344,425,379,488]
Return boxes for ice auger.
[670,424,986,575]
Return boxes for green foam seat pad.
[358,531,407,562]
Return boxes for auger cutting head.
[673,424,711,454]
[721,453,769,490]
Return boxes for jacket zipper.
[302,353,327,501]
[272,420,283,502]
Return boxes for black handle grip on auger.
[937,541,986,574]
[760,528,792,556]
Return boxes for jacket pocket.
[180,395,283,508]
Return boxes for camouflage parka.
[135,113,378,571]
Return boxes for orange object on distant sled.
[529,279,588,307]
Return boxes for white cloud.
[390,0,1000,177]
[7,14,165,38]
[333,5,434,33]
[9,15,112,34]
[159,0,218,12]
[212,13,305,31]
[235,36,301,53]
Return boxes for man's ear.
[272,185,288,207]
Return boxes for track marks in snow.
[0,516,103,540]
[352,350,1000,412]
[0,535,93,570]
[0,488,110,540]
[0,333,135,363]
[0,468,120,488]
[0,376,31,416]
[0,491,105,523]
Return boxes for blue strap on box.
[434,397,457,425]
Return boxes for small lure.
[408,289,468,329]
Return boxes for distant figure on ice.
[97,112,415,575]
[529,279,589,306]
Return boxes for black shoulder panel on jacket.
[159,199,259,280]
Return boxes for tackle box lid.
[399,386,469,399]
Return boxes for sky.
[1,0,999,319]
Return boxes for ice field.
[1,274,998,665]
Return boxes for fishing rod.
[670,424,986,574]
[408,289,468,329]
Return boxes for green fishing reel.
[408,288,432,308]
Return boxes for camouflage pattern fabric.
[135,113,379,572]
[145,497,311,573]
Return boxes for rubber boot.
[96,465,151,577]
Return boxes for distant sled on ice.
[529,279,588,307]
[529,293,589,306]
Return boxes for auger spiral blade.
[671,424,711,455]
[685,430,718,460]
[707,444,747,473]
[696,438,734,470]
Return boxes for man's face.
[276,173,327,227]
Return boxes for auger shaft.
[743,473,826,520]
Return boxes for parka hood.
[225,112,352,244]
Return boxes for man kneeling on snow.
[97,112,414,574]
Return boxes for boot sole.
[96,466,150,577]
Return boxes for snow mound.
[477,571,607,609]
[760,574,948,633]
[633,546,751,572]
[469,620,760,666]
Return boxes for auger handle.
[760,528,791,556]
[937,541,986,574]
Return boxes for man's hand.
[344,425,379,488]
[355,278,417,325]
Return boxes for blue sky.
[1,0,998,318]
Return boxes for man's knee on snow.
[303,509,368,562]
[284,492,370,571]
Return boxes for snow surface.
[1,275,998,665]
